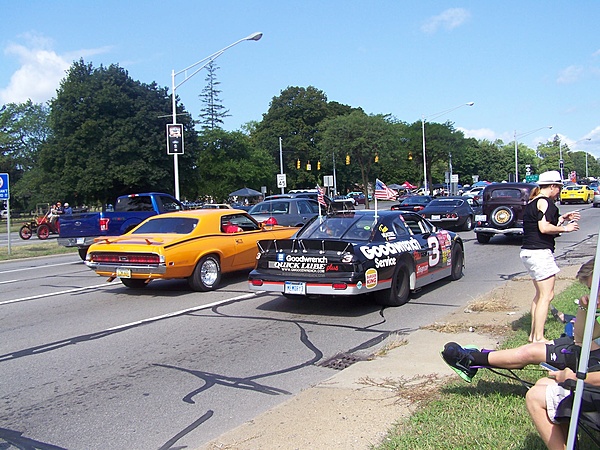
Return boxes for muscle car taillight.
[99,217,110,231]
[263,217,278,226]
[91,253,160,264]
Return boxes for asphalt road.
[0,204,597,449]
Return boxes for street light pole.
[170,32,263,199]
[421,102,474,194]
[514,126,552,182]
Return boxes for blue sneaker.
[441,342,479,383]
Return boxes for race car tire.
[37,224,50,240]
[450,245,464,281]
[78,247,88,260]
[476,233,492,244]
[189,254,221,291]
[19,225,32,240]
[121,278,148,289]
[377,260,411,307]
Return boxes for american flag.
[375,179,397,200]
[316,185,327,207]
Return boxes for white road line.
[105,293,259,331]
[0,279,18,285]
[0,283,118,306]
[0,261,82,275]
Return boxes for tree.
[252,86,358,192]
[35,59,198,206]
[196,128,276,201]
[319,111,399,203]
[197,61,230,131]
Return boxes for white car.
[0,210,7,219]
[593,185,600,208]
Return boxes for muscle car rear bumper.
[84,262,167,275]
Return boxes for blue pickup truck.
[58,192,185,259]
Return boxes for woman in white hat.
[520,170,580,343]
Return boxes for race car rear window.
[133,217,198,234]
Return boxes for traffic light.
[408,152,413,161]
[345,154,350,165]
[317,161,321,170]
[374,153,379,163]
[296,159,301,169]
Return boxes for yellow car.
[85,209,299,291]
[559,184,594,204]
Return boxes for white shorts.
[520,248,560,281]
[546,383,571,424]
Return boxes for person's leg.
[530,275,556,343]
[486,341,547,368]
[525,379,567,450]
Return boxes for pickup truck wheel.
[450,245,464,280]
[189,255,221,291]
[37,224,50,240]
[19,226,32,240]
[78,247,88,260]
[376,260,411,307]
[121,278,148,289]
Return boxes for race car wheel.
[450,245,464,281]
[19,225,32,240]
[37,224,50,240]
[476,233,492,244]
[378,261,411,307]
[121,278,148,289]
[490,206,514,228]
[78,247,88,260]
[189,255,221,291]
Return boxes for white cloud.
[556,65,585,84]
[458,127,497,141]
[0,33,111,104]
[421,8,471,34]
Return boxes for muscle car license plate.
[116,268,131,278]
[431,215,441,220]
[284,281,306,295]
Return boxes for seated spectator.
[63,203,73,214]
[441,258,598,383]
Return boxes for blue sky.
[1,1,599,158]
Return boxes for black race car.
[248,210,464,307]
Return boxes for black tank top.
[521,196,560,252]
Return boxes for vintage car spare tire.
[490,206,514,229]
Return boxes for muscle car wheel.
[121,278,148,289]
[189,255,221,291]
[377,260,411,307]
[450,245,464,280]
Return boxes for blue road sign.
[0,173,9,200]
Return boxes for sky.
[1,1,600,159]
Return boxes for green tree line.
[1,59,598,212]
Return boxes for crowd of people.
[442,170,597,449]
[48,201,73,224]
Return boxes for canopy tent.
[387,184,403,190]
[229,187,262,197]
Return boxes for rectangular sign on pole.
[0,173,8,200]
[166,124,184,155]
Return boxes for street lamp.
[421,102,474,194]
[513,126,552,182]
[570,137,592,178]
[170,32,263,199]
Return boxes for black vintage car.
[248,210,464,307]
[473,182,535,244]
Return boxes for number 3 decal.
[427,235,440,267]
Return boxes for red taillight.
[91,253,159,264]
[99,217,110,231]
[250,280,264,286]
[264,217,278,225]
[332,283,348,290]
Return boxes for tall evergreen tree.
[197,61,230,131]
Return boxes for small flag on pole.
[316,185,327,207]
[375,179,396,200]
